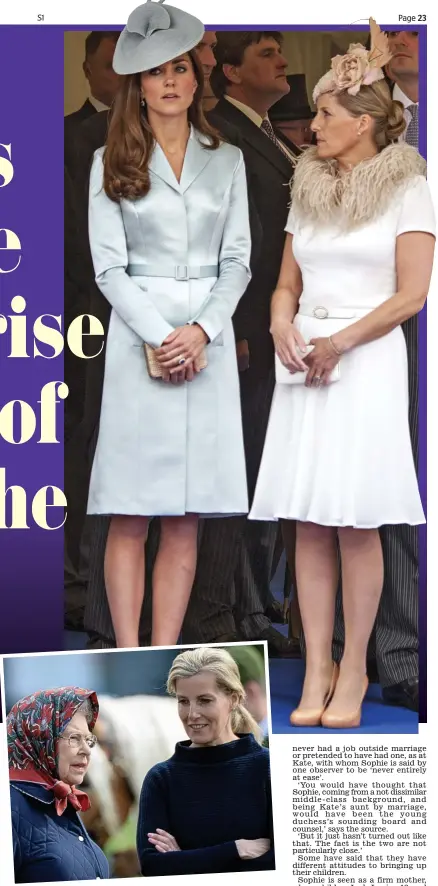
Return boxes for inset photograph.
[2,642,274,881]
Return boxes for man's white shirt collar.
[89,95,110,113]
[225,95,265,128]
[224,94,296,161]
[393,82,418,109]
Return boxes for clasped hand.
[271,320,340,387]
[154,324,209,384]
[302,336,340,387]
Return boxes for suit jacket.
[64,99,97,177]
[208,98,300,374]
[65,97,97,127]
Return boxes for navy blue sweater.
[136,733,274,876]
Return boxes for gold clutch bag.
[144,344,207,379]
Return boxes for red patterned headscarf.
[7,687,99,816]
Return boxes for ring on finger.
[177,355,185,365]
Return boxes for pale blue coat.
[87,127,251,516]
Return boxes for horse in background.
[81,694,185,877]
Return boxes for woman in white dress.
[250,22,435,728]
[87,3,250,649]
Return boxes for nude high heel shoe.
[290,662,339,727]
[320,676,369,729]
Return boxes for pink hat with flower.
[313,18,393,102]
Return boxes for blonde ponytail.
[167,647,263,744]
[231,702,263,744]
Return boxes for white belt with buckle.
[298,305,361,320]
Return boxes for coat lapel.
[211,98,298,178]
[273,124,302,160]
[149,126,213,195]
[149,141,181,193]
[179,127,213,193]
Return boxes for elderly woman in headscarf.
[8,686,110,882]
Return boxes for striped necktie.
[260,117,295,163]
[405,104,419,149]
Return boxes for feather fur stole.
[290,143,426,229]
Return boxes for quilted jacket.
[11,781,110,882]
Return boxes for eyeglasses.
[59,732,97,749]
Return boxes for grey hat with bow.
[113,0,205,75]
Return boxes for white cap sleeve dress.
[249,174,435,528]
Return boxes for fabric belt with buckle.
[127,264,219,281]
[298,305,370,320]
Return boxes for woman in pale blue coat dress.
[87,2,251,648]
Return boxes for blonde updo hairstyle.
[336,80,406,149]
[167,647,263,744]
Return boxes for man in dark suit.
[64,31,120,177]
[386,29,419,147]
[182,31,301,654]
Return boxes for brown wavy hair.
[103,50,221,202]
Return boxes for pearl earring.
[140,96,146,108]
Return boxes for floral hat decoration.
[313,18,393,102]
